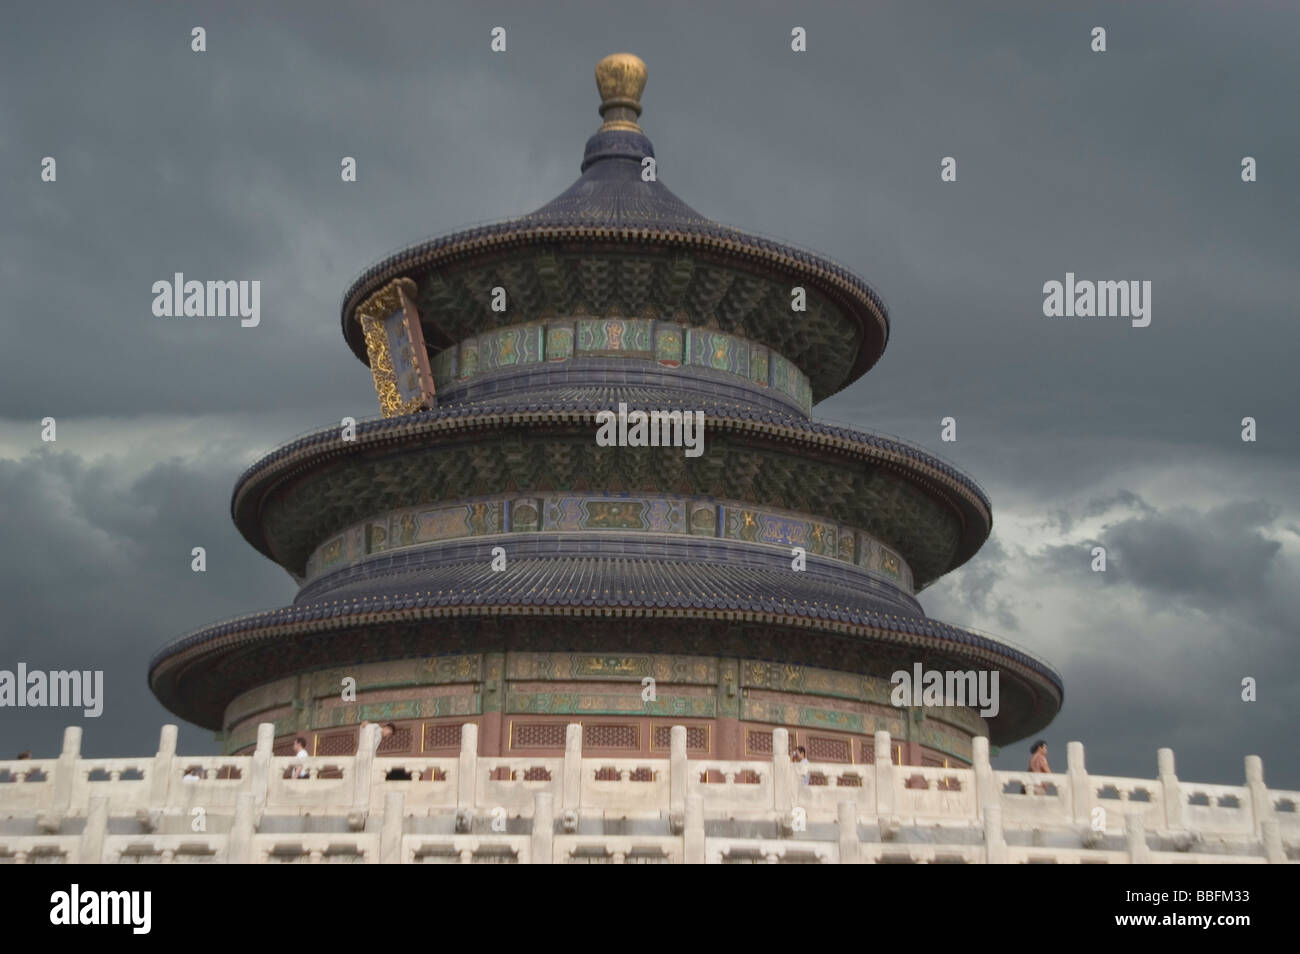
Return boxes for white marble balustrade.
[0,723,1294,864]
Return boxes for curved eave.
[149,599,1062,742]
[338,223,890,400]
[230,404,993,583]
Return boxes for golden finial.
[595,53,647,132]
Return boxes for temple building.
[149,53,1063,770]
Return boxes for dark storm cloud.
[1040,498,1288,613]
[0,1,1295,783]
[0,448,296,756]
[1003,647,1300,794]
[953,488,1300,784]
[1082,490,1156,519]
[946,533,1019,632]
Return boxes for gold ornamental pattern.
[356,277,431,417]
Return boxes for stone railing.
[0,725,1294,864]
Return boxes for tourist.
[371,722,412,780]
[360,721,397,753]
[2,752,32,784]
[292,737,310,778]
[1029,740,1050,794]
[0,752,27,784]
[792,745,811,786]
[182,766,202,783]
[359,721,411,777]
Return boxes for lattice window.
[272,740,296,756]
[317,732,356,757]
[629,767,656,782]
[513,723,566,749]
[860,741,875,764]
[652,725,707,752]
[747,730,772,755]
[584,724,638,749]
[522,766,552,781]
[594,766,620,781]
[807,736,851,763]
[378,727,412,754]
[424,723,463,750]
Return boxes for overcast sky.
[1,1,1295,789]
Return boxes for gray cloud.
[0,448,296,757]
[1040,498,1292,618]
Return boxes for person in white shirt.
[360,721,396,752]
[292,737,310,778]
[791,745,811,785]
[361,722,411,779]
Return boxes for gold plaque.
[356,278,436,417]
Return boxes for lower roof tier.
[219,651,996,764]
[148,553,1063,744]
[232,390,992,588]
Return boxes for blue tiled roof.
[233,391,991,515]
[339,128,889,354]
[149,554,1063,695]
[520,130,715,231]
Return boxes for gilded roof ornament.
[595,52,647,132]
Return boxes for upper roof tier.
[340,54,890,406]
